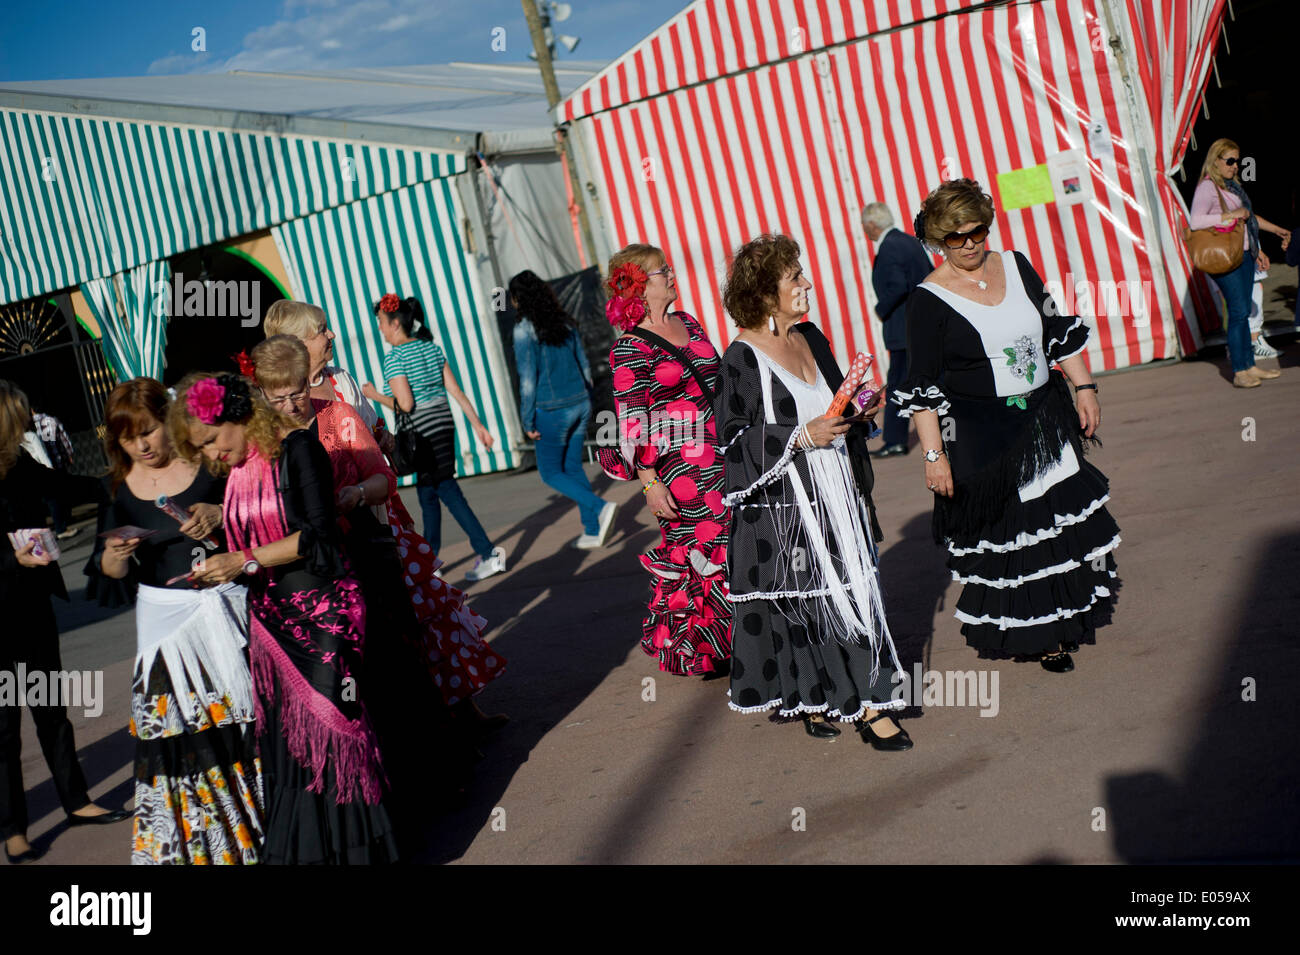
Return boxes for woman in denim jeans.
[509,271,616,549]
[1189,138,1290,388]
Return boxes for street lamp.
[527,0,581,61]
[521,0,600,272]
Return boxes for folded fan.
[826,352,874,416]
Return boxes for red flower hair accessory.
[605,263,649,331]
[378,293,401,314]
[232,350,257,378]
[606,263,648,300]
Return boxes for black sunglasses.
[1223,156,1239,167]
[942,224,989,249]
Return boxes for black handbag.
[624,327,718,401]
[391,407,438,477]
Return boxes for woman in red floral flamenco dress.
[597,244,733,677]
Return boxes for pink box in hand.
[7,527,60,562]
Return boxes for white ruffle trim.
[953,574,1116,630]
[1045,315,1088,359]
[727,586,842,602]
[647,548,725,580]
[892,385,951,419]
[722,427,801,507]
[947,494,1111,556]
[727,689,906,721]
[952,534,1121,589]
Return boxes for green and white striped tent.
[0,63,599,477]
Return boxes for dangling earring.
[768,315,776,334]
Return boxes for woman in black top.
[894,179,1119,672]
[88,377,262,864]
[172,371,396,865]
[719,236,912,750]
[0,380,129,865]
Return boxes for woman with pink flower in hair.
[597,244,733,678]
[169,372,397,864]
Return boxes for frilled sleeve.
[597,337,661,481]
[83,477,137,607]
[718,344,801,508]
[280,430,347,578]
[892,288,952,417]
[1013,251,1090,363]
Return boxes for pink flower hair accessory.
[187,378,226,425]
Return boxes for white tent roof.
[0,61,605,152]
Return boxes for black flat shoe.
[66,807,132,827]
[5,844,43,864]
[857,712,913,751]
[870,443,909,459]
[803,716,841,739]
[1040,651,1075,673]
[1060,640,1080,653]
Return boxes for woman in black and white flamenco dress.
[719,234,912,750]
[895,179,1120,672]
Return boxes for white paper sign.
[1047,149,1090,206]
[1087,120,1113,158]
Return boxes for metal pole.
[521,0,603,274]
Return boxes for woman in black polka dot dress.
[718,235,912,750]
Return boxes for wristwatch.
[923,448,946,463]
[241,547,261,576]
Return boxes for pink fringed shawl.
[223,443,385,805]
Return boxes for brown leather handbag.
[1184,184,1244,275]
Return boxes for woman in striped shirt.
[362,295,506,583]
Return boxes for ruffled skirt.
[392,525,504,705]
[728,597,903,721]
[641,534,733,676]
[947,450,1121,655]
[130,584,264,865]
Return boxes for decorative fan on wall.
[0,299,69,357]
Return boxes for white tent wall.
[461,151,587,290]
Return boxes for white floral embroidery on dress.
[1004,334,1038,384]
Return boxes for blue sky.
[0,0,689,81]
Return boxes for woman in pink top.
[1189,138,1291,387]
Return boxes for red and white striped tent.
[559,0,1228,375]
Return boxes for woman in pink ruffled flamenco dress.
[597,244,733,678]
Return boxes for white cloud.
[142,0,686,78]
[147,0,507,76]
[146,52,212,76]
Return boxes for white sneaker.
[1253,337,1281,359]
[595,501,618,545]
[465,546,506,582]
[573,501,618,549]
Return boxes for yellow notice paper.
[996,163,1054,210]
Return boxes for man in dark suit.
[862,202,934,457]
